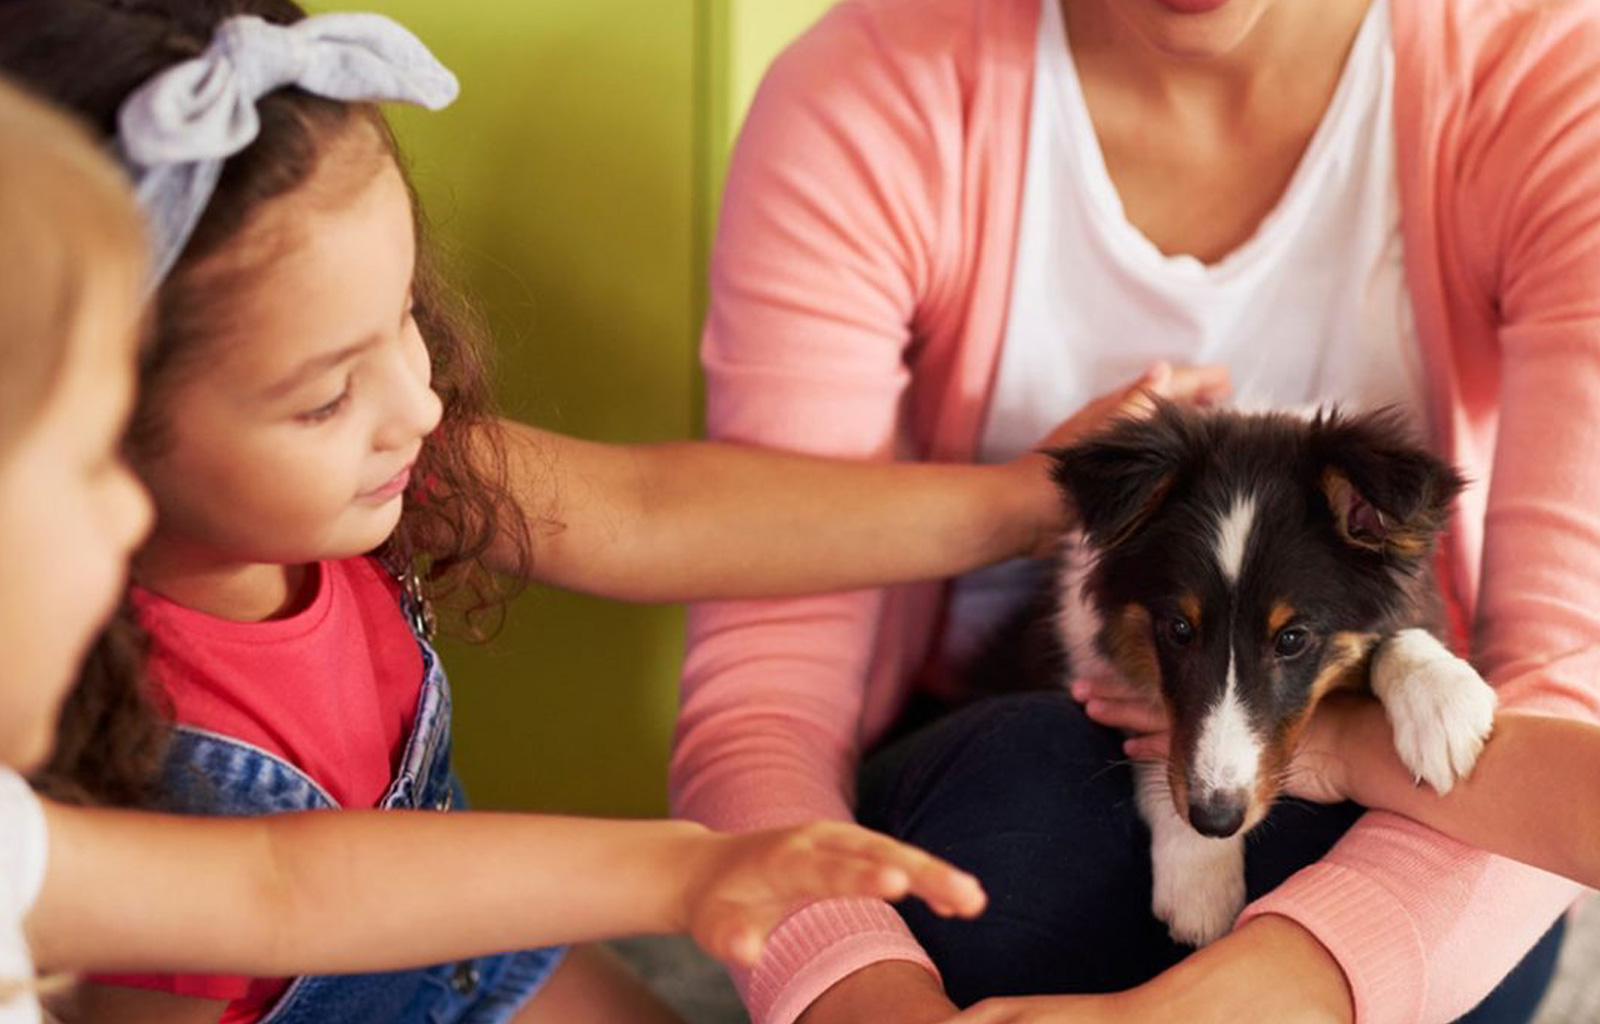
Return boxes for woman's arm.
[943,916,1352,1024]
[25,805,984,976]
[1290,702,1600,891]
[481,362,1226,603]
[1109,689,1600,891]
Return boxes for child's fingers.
[699,911,767,968]
[784,824,986,917]
[692,826,987,966]
[693,859,914,966]
[1164,363,1232,405]
[1122,361,1230,415]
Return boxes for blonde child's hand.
[1007,362,1232,558]
[680,821,986,967]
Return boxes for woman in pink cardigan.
[673,0,1600,1022]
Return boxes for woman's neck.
[1059,0,1378,263]
[1063,0,1374,115]
[134,535,314,622]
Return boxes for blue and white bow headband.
[116,12,459,285]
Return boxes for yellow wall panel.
[335,1,834,816]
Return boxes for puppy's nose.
[1187,791,1248,838]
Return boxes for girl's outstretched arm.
[25,807,984,976]
[482,363,1229,602]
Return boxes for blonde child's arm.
[1296,702,1600,890]
[485,363,1230,602]
[25,807,984,976]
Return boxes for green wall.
[349,1,832,816]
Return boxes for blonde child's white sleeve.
[0,770,47,917]
[0,767,47,1024]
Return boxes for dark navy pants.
[857,691,1563,1020]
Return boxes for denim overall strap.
[151,572,566,1024]
[253,632,566,1024]
[159,728,337,815]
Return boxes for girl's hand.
[1006,362,1232,558]
[680,821,987,967]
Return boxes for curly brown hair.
[0,0,531,805]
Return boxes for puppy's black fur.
[968,402,1465,826]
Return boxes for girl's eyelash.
[299,381,352,424]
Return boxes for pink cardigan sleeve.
[670,7,957,1023]
[1241,10,1600,1021]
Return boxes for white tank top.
[947,0,1425,664]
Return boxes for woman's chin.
[1151,0,1233,14]
[1118,0,1271,60]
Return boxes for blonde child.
[0,74,992,1024]
[0,3,1231,1024]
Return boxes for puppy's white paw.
[1151,832,1245,947]
[1373,629,1497,794]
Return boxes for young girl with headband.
[0,72,987,1024]
[0,2,1225,1022]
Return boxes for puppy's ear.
[1048,402,1192,549]
[1312,408,1466,561]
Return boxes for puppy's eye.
[1274,627,1310,659]
[1164,617,1195,648]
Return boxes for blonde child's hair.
[0,74,146,1010]
[0,74,146,457]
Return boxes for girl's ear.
[1312,408,1467,560]
[1048,402,1192,549]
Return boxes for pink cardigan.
[672,1,1600,1021]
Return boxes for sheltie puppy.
[997,402,1497,946]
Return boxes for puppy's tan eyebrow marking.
[1312,632,1380,700]
[1178,591,1202,624]
[1106,604,1160,690]
[1268,602,1296,635]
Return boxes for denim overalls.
[155,584,566,1024]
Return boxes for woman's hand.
[1004,362,1231,558]
[1080,666,1362,807]
[678,822,986,967]
[1073,673,1170,753]
[1277,692,1368,805]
